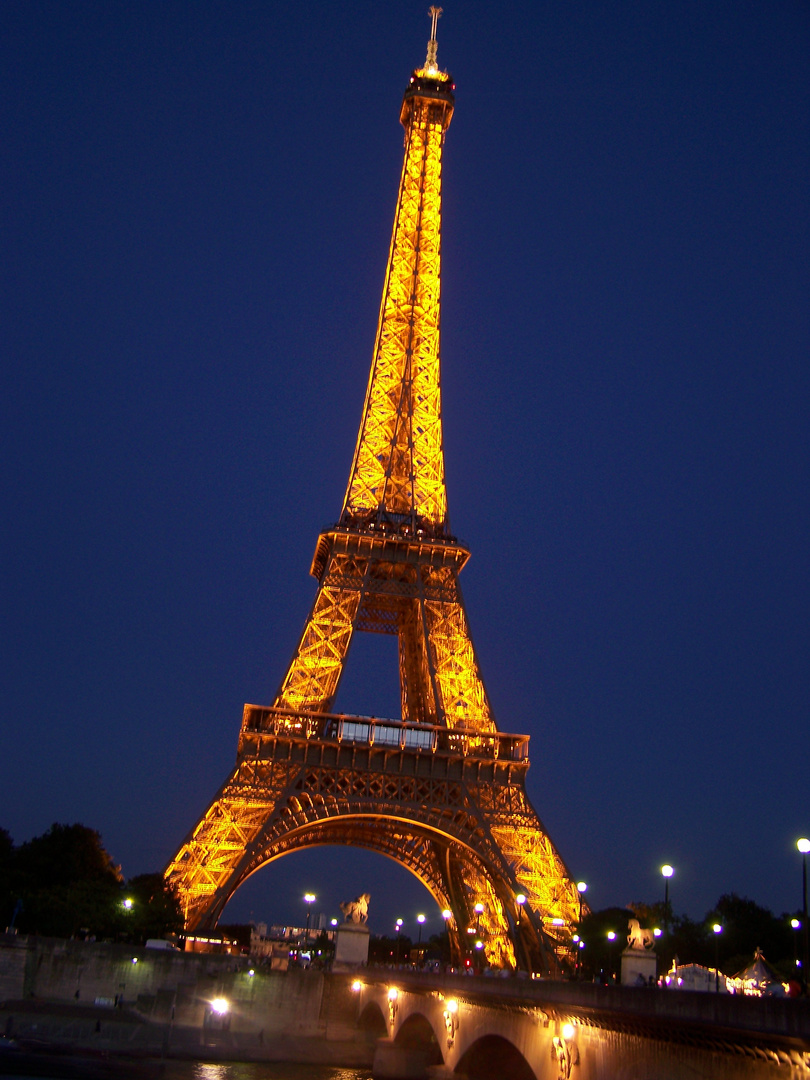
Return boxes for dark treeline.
[578,897,804,981]
[0,823,182,943]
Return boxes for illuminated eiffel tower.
[166,10,582,971]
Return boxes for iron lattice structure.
[166,16,583,972]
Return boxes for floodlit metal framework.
[166,13,583,972]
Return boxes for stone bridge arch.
[358,999,388,1042]
[394,1011,444,1069]
[456,1034,536,1080]
[360,979,549,1080]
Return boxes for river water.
[4,1064,372,1080]
[163,1067,371,1080]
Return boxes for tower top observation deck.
[401,5,455,128]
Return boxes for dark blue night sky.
[3,1,809,941]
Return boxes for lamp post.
[514,893,527,972]
[472,904,485,973]
[516,893,526,930]
[576,881,587,923]
[474,938,484,973]
[395,918,403,964]
[661,865,674,952]
[798,838,809,983]
[417,914,425,946]
[712,924,722,992]
[474,902,484,935]
[303,893,316,944]
[606,930,617,983]
[441,909,452,966]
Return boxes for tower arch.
[197,810,540,969]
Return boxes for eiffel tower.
[166,10,583,972]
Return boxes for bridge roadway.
[356,969,810,1080]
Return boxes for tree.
[710,893,792,975]
[5,823,122,938]
[627,900,665,929]
[312,929,335,966]
[369,933,413,965]
[122,873,184,943]
[426,929,451,964]
[0,828,16,930]
[576,907,636,981]
[621,893,796,976]
[667,913,709,969]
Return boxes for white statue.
[627,918,656,951]
[339,892,370,925]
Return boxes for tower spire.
[425,6,443,73]
[341,13,454,538]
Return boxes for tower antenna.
[425,6,443,73]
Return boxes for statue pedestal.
[333,922,370,971]
[621,947,657,987]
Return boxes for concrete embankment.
[0,932,374,1066]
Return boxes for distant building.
[249,922,336,970]
[184,935,241,956]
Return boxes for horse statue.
[627,918,656,951]
[339,892,371,925]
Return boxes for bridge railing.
[356,969,810,1044]
[241,706,530,763]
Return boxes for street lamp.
[395,918,403,964]
[606,930,618,983]
[791,918,801,974]
[661,865,674,946]
[441,909,452,963]
[712,924,722,992]
[798,838,810,982]
[417,914,426,946]
[303,893,316,942]
[515,893,526,929]
[576,881,587,923]
[474,902,484,935]
[513,893,527,972]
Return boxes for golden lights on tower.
[164,12,584,972]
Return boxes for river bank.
[0,935,376,1071]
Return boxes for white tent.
[727,948,786,996]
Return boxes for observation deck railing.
[241,705,529,763]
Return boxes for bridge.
[355,970,810,1080]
